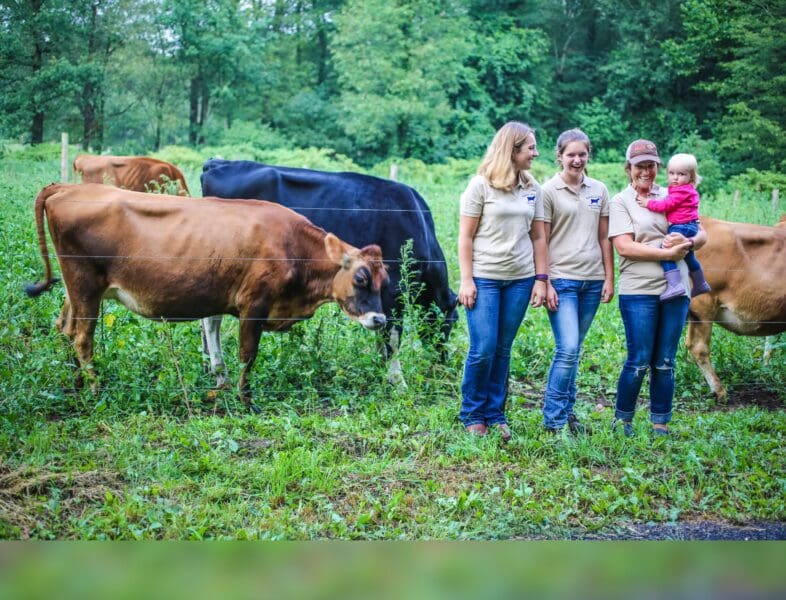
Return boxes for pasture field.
[0,149,784,540]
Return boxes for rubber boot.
[660,269,686,301]
[689,268,711,297]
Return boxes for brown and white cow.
[25,183,387,409]
[685,216,786,399]
[73,154,190,196]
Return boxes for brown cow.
[25,183,387,409]
[686,216,786,399]
[73,154,190,196]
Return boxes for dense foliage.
[1,0,784,173]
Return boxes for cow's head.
[325,233,388,330]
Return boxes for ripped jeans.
[615,294,690,424]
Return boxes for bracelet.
[688,238,695,247]
[535,273,549,281]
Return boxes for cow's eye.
[353,268,370,287]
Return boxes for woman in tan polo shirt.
[458,121,549,440]
[608,139,708,436]
[541,129,614,434]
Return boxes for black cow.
[200,159,458,386]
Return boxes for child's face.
[667,166,692,186]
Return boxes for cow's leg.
[237,317,264,413]
[200,315,228,387]
[70,296,101,393]
[384,324,407,388]
[764,335,779,364]
[685,318,726,400]
[55,296,72,334]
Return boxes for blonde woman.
[458,121,548,439]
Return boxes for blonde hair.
[668,153,703,185]
[478,121,535,191]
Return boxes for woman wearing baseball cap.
[607,139,708,437]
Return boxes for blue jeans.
[662,221,701,272]
[460,277,534,426]
[615,294,690,424]
[543,279,603,429]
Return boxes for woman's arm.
[458,215,480,309]
[612,232,691,261]
[598,216,614,303]
[529,220,548,308]
[542,222,559,311]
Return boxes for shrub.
[727,169,786,196]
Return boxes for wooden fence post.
[389,164,398,181]
[733,189,740,207]
[772,188,780,212]
[60,133,69,183]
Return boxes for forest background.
[1,0,785,189]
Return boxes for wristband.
[535,274,549,281]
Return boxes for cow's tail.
[24,185,60,297]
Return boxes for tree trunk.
[198,80,209,145]
[94,90,105,153]
[30,19,44,144]
[189,77,199,145]
[82,82,96,151]
[31,111,44,144]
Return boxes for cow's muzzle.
[358,312,387,330]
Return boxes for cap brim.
[629,154,661,165]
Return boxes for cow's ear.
[324,233,349,268]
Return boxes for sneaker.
[493,423,512,442]
[651,425,671,437]
[465,423,487,437]
[567,414,592,435]
[612,418,634,437]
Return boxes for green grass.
[0,152,784,539]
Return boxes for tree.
[70,0,132,151]
[663,0,786,172]
[0,0,76,143]
[164,0,258,145]
[331,0,475,163]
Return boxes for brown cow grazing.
[685,216,786,399]
[73,154,190,196]
[25,183,387,409]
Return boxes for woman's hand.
[545,281,559,311]
[458,279,477,310]
[662,240,692,261]
[530,279,547,308]
[662,232,688,248]
[601,279,614,304]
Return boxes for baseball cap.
[625,139,661,165]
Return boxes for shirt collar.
[553,173,588,190]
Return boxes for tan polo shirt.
[608,184,691,296]
[460,173,544,280]
[542,173,609,280]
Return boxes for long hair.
[478,121,534,192]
